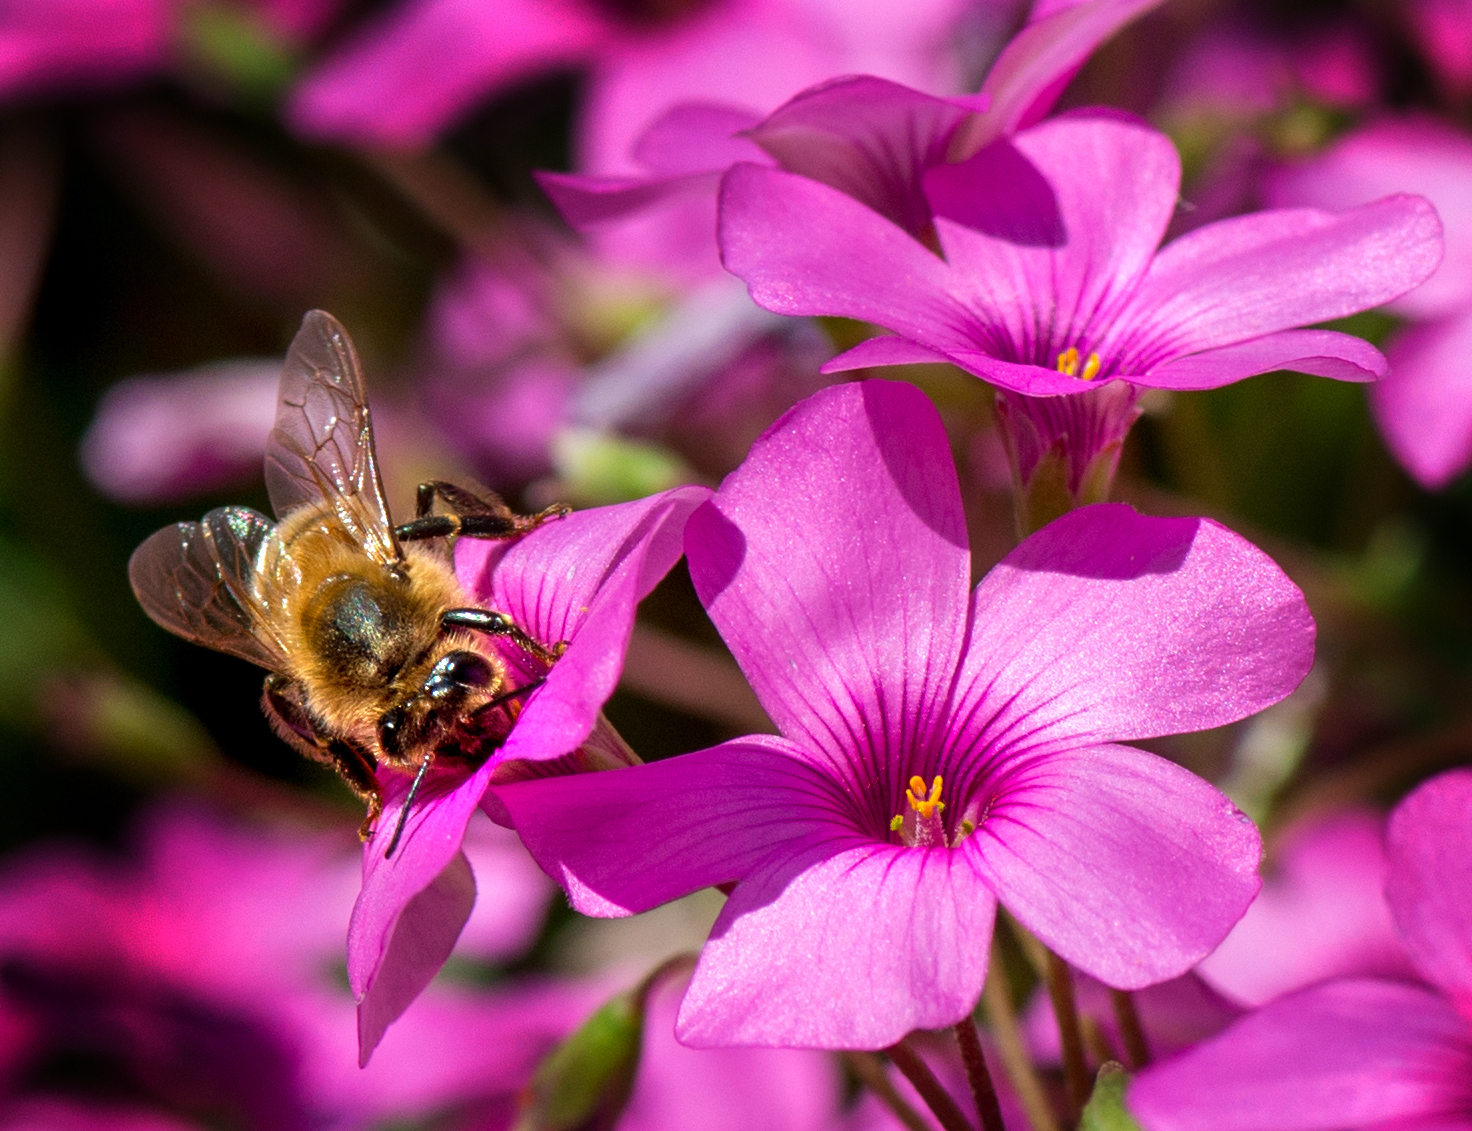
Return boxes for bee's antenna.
[385,753,435,859]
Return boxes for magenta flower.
[1269,118,1472,488]
[539,0,1170,272]
[1129,769,1472,1131]
[497,379,1314,1049]
[719,111,1439,515]
[350,484,709,1062]
[720,112,1441,398]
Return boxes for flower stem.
[1045,950,1090,1123]
[886,1037,975,1131]
[981,944,1060,1131]
[842,1051,933,1131]
[1109,988,1151,1068]
[953,1018,1006,1131]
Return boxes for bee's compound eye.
[432,651,495,690]
[378,708,407,758]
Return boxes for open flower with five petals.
[719,110,1442,518]
[496,379,1315,1050]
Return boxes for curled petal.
[1141,328,1387,389]
[353,849,475,1065]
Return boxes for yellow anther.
[906,775,945,819]
[1057,347,1102,380]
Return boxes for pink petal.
[925,112,1181,368]
[536,168,721,231]
[80,360,279,504]
[633,102,767,174]
[287,0,608,146]
[1198,808,1416,1008]
[685,380,971,775]
[495,737,843,918]
[459,484,710,765]
[1114,196,1444,367]
[953,0,1170,154]
[952,504,1315,748]
[718,162,977,356]
[1387,769,1472,1016]
[1266,117,1472,320]
[677,842,997,1049]
[353,850,476,1065]
[746,75,987,236]
[579,0,977,175]
[967,742,1261,989]
[820,334,957,373]
[1373,312,1472,488]
[1129,979,1472,1131]
[1141,328,1387,389]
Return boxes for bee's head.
[377,644,515,763]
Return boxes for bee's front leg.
[262,673,383,839]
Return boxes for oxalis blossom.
[350,483,709,1063]
[1129,768,1472,1131]
[497,379,1315,1050]
[718,111,1443,515]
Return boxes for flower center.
[1056,346,1101,381]
[887,775,975,848]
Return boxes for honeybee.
[129,311,565,855]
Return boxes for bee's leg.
[394,479,568,544]
[262,674,383,839]
[441,607,562,666]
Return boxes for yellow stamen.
[906,775,945,819]
[1056,347,1102,380]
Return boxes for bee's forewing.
[264,310,399,564]
[128,506,288,668]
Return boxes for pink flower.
[1269,117,1472,488]
[1129,770,1472,1131]
[721,112,1440,397]
[497,379,1314,1049]
[719,111,1439,510]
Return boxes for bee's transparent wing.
[129,506,288,669]
[263,310,399,565]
